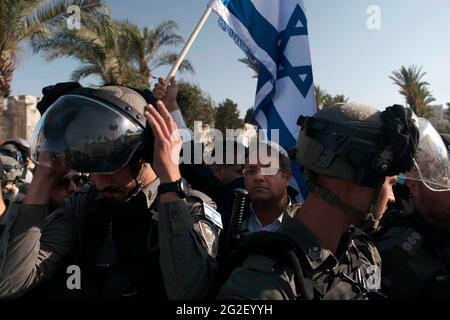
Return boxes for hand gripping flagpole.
[165,6,213,82]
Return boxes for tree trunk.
[0,95,4,114]
[0,54,14,114]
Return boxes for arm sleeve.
[158,196,219,300]
[0,199,80,299]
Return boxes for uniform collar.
[141,178,160,208]
[94,178,160,209]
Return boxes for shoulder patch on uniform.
[196,220,219,258]
[203,202,223,229]
[395,228,423,257]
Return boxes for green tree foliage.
[215,99,244,134]
[176,81,215,129]
[244,107,254,124]
[390,65,435,117]
[0,0,102,110]
[31,8,193,88]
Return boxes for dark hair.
[246,141,292,173]
[208,139,248,165]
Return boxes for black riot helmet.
[0,144,27,182]
[296,103,419,188]
[31,85,155,174]
[2,138,30,159]
[295,103,419,231]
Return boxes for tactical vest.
[222,223,384,300]
[376,210,450,299]
[21,182,218,300]
[21,185,165,300]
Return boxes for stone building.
[427,104,450,132]
[0,95,41,144]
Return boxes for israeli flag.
[209,0,317,202]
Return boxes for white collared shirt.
[244,204,284,233]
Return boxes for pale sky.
[11,0,450,116]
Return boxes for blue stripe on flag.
[256,63,272,93]
[223,0,279,63]
[211,0,316,202]
[254,96,309,200]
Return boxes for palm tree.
[323,94,349,107]
[238,56,259,78]
[118,20,194,87]
[32,10,193,88]
[314,85,349,109]
[0,0,102,111]
[390,65,435,117]
[314,85,329,109]
[32,11,131,85]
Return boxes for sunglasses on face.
[56,174,88,189]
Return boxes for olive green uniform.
[159,203,301,299]
[218,215,382,300]
[0,179,217,300]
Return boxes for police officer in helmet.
[1,138,34,184]
[376,118,450,299]
[0,84,219,300]
[0,143,29,208]
[218,103,419,300]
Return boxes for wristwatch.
[157,178,187,199]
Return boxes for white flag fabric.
[209,0,317,202]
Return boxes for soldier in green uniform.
[0,143,29,209]
[376,118,450,299]
[217,103,419,300]
[0,84,218,300]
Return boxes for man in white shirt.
[239,142,299,236]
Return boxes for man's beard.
[98,186,132,203]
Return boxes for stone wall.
[428,104,449,132]
[0,95,41,143]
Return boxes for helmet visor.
[31,94,144,174]
[401,118,450,191]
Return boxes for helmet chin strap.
[311,182,382,233]
[123,163,146,202]
[358,186,382,233]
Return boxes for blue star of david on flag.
[209,0,317,202]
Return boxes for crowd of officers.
[0,78,449,300]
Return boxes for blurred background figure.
[1,138,34,183]
[0,141,30,208]
[48,170,89,212]
[376,118,450,299]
